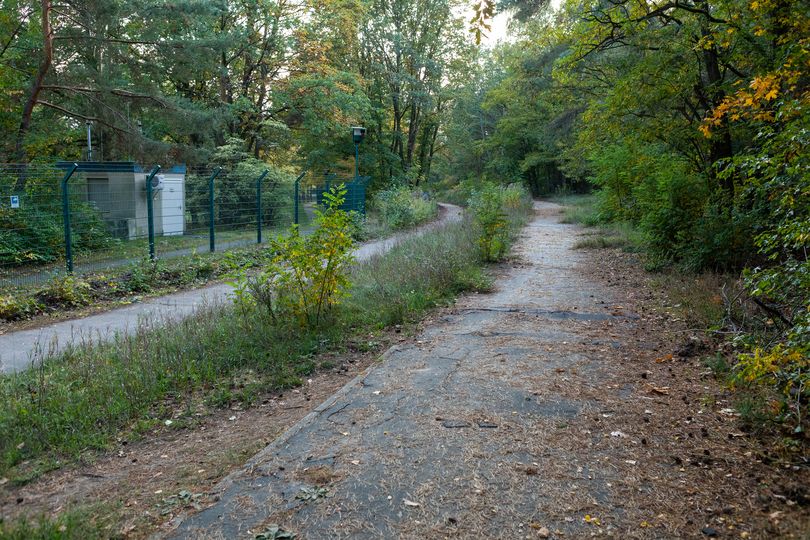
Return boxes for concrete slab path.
[0,204,461,374]
[162,202,643,539]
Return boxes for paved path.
[163,202,641,539]
[0,205,460,374]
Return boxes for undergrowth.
[0,506,112,540]
[557,193,809,440]
[0,193,531,484]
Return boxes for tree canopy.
[1,0,475,187]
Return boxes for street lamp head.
[351,126,366,144]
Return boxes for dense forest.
[1,0,808,422]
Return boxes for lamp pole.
[354,142,359,180]
[351,126,366,181]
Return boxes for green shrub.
[234,185,355,327]
[372,186,437,230]
[0,295,43,321]
[468,182,531,262]
[125,258,165,293]
[470,190,508,261]
[346,210,367,241]
[36,275,92,308]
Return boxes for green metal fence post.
[145,165,161,260]
[255,169,269,243]
[294,170,306,225]
[60,163,79,273]
[208,167,222,252]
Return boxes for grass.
[554,194,642,252]
[0,506,114,539]
[552,193,602,226]
[573,222,639,251]
[0,211,524,483]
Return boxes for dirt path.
[153,202,806,538]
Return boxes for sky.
[480,0,563,46]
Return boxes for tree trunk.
[422,122,439,184]
[13,0,53,188]
[698,0,733,195]
[405,102,420,169]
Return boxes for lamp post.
[351,126,366,180]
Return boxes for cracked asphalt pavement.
[163,202,647,539]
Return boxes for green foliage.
[183,141,294,233]
[36,275,92,308]
[725,100,810,429]
[0,171,114,268]
[470,185,508,262]
[235,185,355,328]
[0,295,42,321]
[468,183,531,262]
[371,186,437,230]
[125,258,165,293]
[345,211,367,241]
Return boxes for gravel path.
[0,205,461,374]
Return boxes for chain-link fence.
[0,162,300,288]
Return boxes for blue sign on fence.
[9,195,19,209]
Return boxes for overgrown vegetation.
[434,0,808,435]
[0,192,531,482]
[370,185,437,231]
[231,185,355,327]
[469,183,533,261]
[0,170,115,268]
[0,251,242,322]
